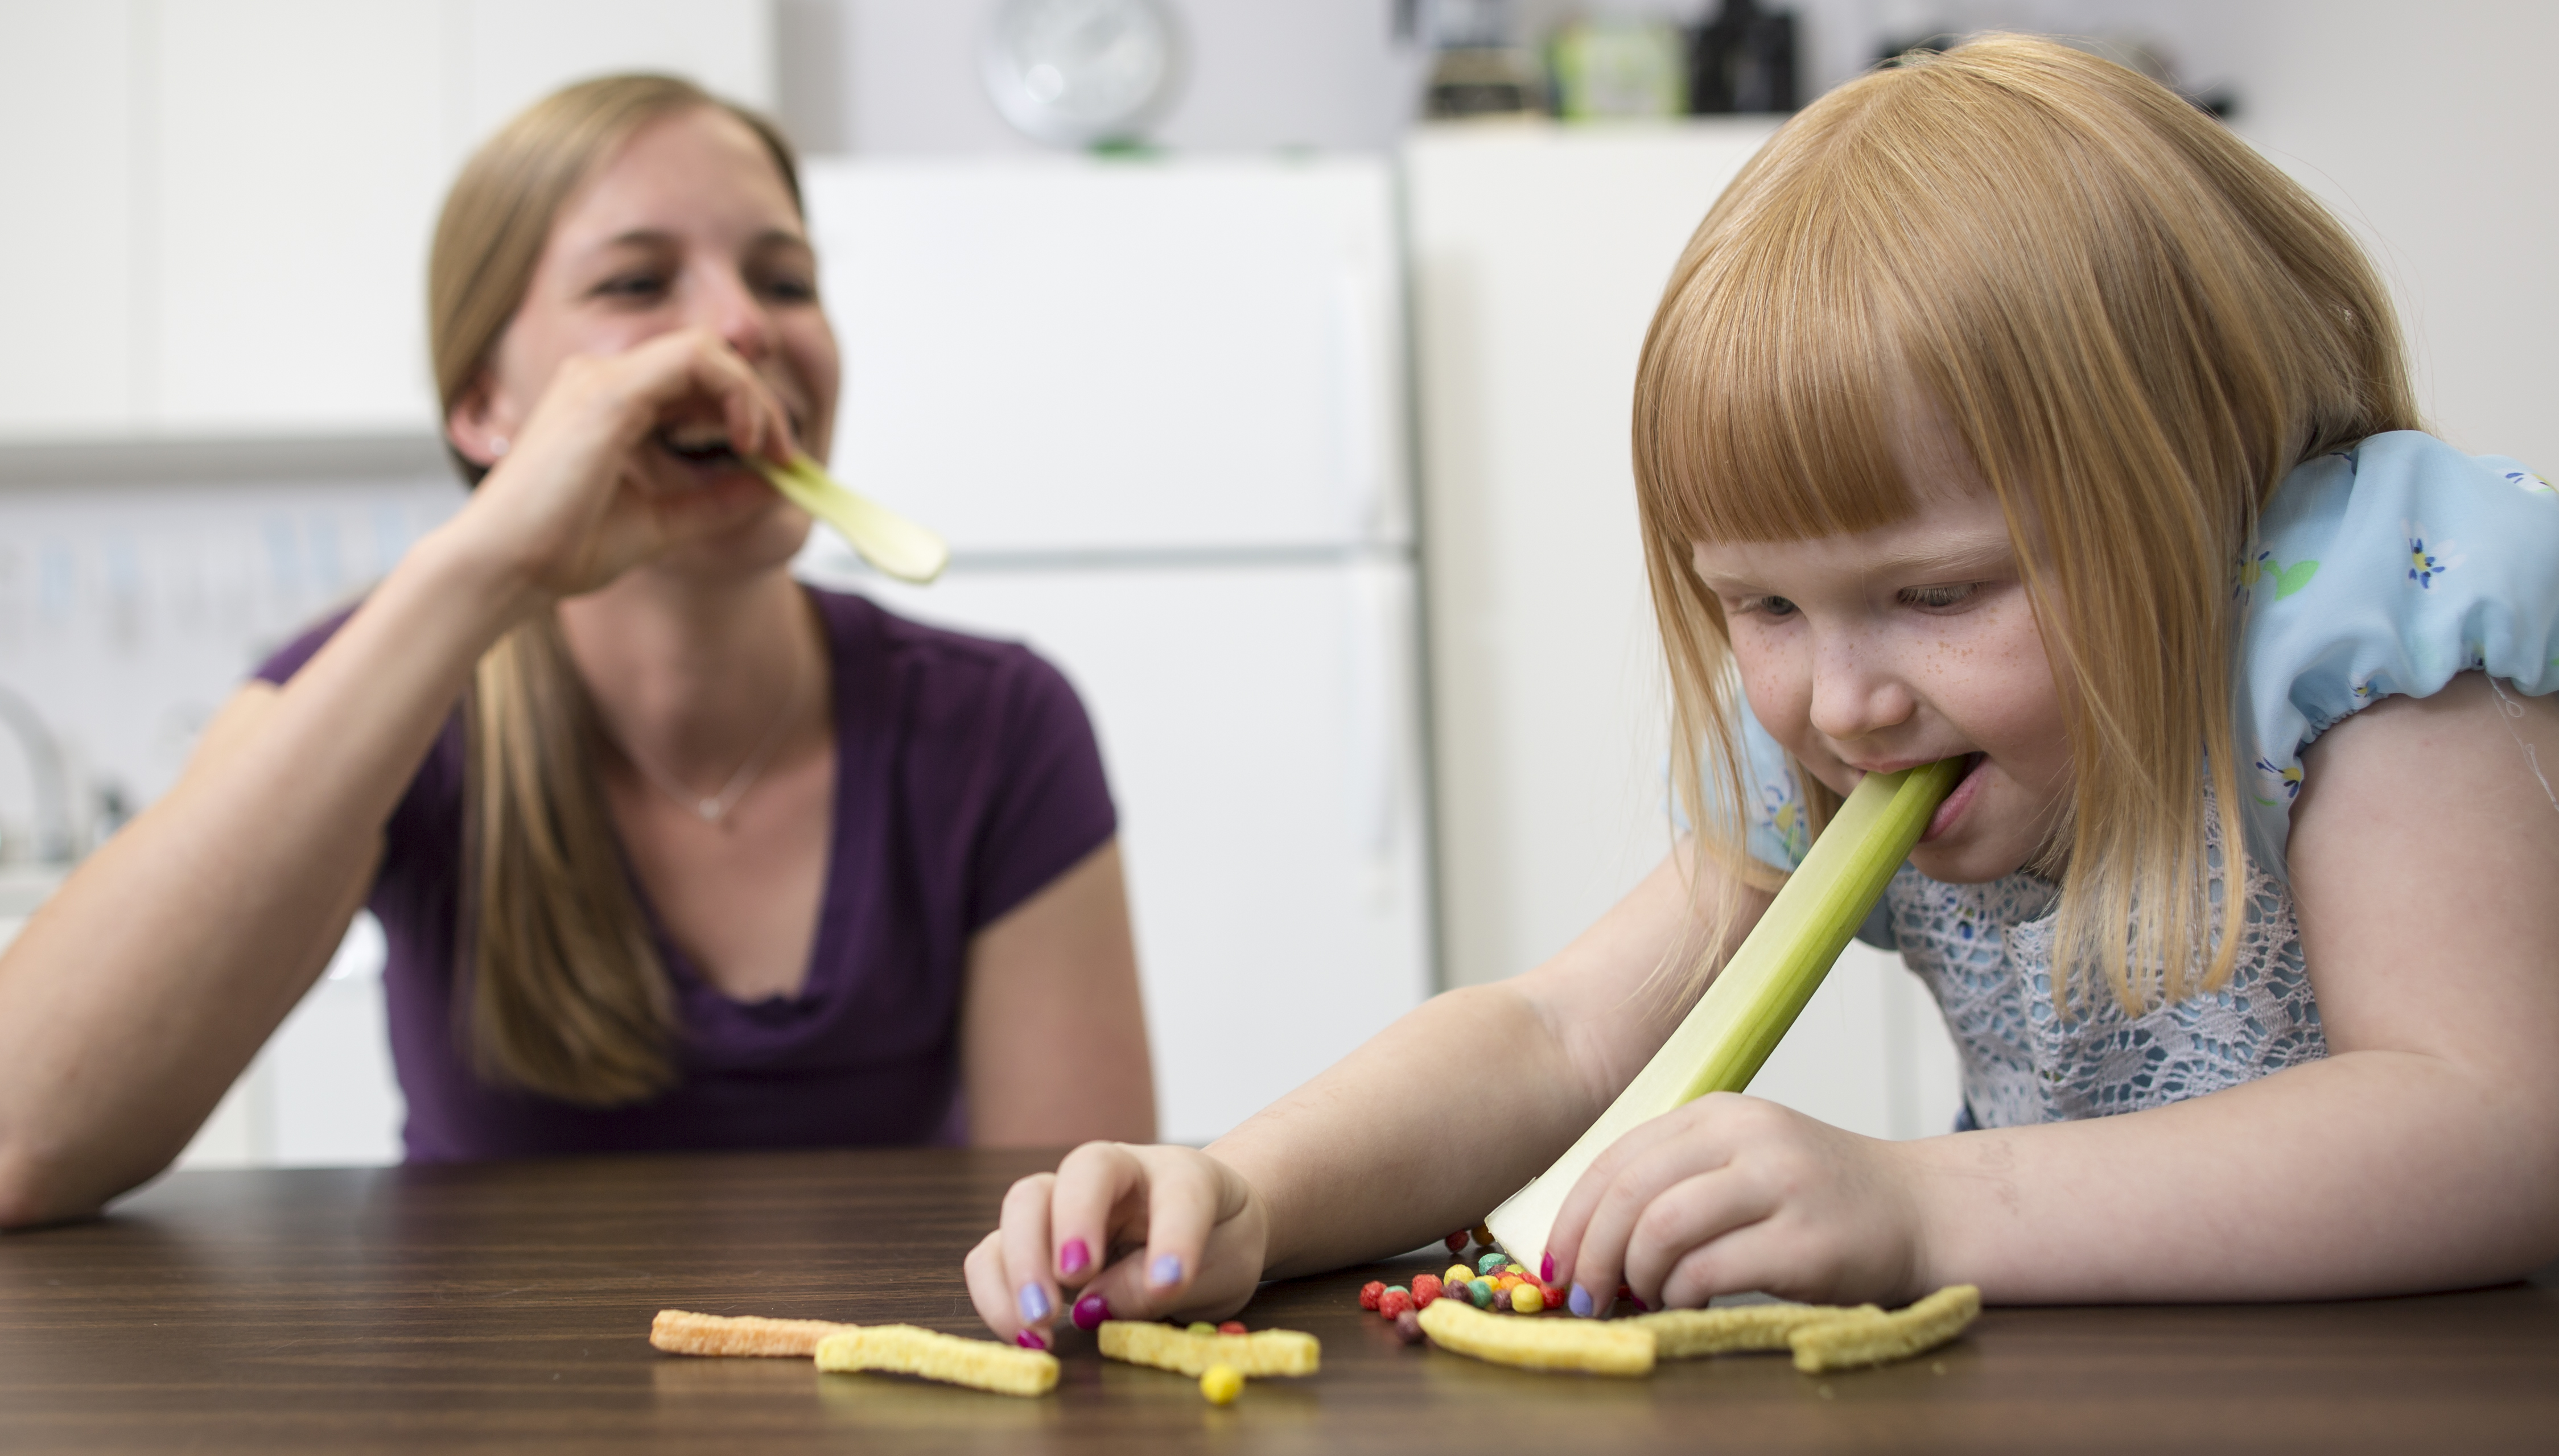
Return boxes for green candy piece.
[1468,1278,1495,1308]
[1188,1321,1218,1337]
[1477,1252,1509,1276]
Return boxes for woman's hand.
[448,327,798,603]
[1543,1093,1927,1314]
[964,1142,1270,1346]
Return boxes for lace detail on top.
[1882,823,2327,1128]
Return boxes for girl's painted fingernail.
[1015,1327,1051,1350]
[1626,1292,1650,1313]
[1017,1282,1052,1323]
[1058,1238,1092,1276]
[1071,1292,1111,1331]
[1148,1253,1185,1288]
[1568,1283,1596,1318]
[1540,1253,1555,1284]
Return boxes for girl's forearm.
[1908,1048,2559,1301]
[1206,979,1604,1279]
[0,524,543,1224]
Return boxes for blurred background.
[1,0,2550,1173]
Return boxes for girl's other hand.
[964,1142,1269,1346]
[448,326,798,602]
[1543,1093,1927,1315]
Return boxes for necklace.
[608,653,812,825]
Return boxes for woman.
[0,76,1154,1225]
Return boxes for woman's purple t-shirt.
[255,588,1116,1162]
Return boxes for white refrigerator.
[793,156,1436,1145]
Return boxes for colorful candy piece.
[1189,1321,1219,1337]
[1358,1280,1385,1311]
[1445,1264,1475,1289]
[1445,1231,1469,1255]
[1468,1279,1494,1308]
[1478,1252,1510,1277]
[1217,1321,1248,1335]
[1379,1289,1414,1320]
[1491,1286,1513,1313]
[1512,1283,1546,1314]
[1412,1274,1444,1308]
[1200,1363,1244,1405]
[1394,1309,1425,1344]
[1473,1223,1495,1248]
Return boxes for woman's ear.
[446,372,513,471]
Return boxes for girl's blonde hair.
[426,75,803,1104]
[1634,35,2417,1013]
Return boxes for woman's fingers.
[1129,1145,1226,1310]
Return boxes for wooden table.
[2,1149,2552,1453]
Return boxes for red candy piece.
[1379,1289,1414,1320]
[1359,1280,1386,1311]
[1444,1231,1468,1254]
[1412,1274,1443,1307]
[1217,1321,1247,1335]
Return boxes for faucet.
[0,684,73,865]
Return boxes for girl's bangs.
[1639,201,1919,549]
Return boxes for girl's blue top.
[1730,432,2558,1126]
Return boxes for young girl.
[969,35,2559,1342]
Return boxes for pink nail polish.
[1071,1292,1111,1331]
[1015,1327,1050,1350]
[1058,1238,1091,1276]
[1540,1253,1554,1284]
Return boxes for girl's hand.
[1544,1093,1926,1314]
[964,1142,1270,1346]
[447,327,799,602]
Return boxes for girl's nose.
[1807,637,1916,745]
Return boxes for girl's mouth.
[1920,753,1989,842]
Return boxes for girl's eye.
[1899,583,1977,611]
[1734,595,1799,620]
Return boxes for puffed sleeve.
[2234,431,2559,881]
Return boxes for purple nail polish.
[1568,1282,1596,1318]
[1072,1292,1111,1331]
[1058,1238,1091,1276]
[1015,1327,1050,1350]
[1540,1253,1555,1284]
[1017,1282,1052,1323]
[1148,1253,1184,1288]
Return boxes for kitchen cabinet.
[0,4,137,436]
[0,0,775,445]
[1404,120,1963,1140]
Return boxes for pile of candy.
[1357,1224,1639,1344]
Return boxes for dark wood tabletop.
[1,1148,2553,1454]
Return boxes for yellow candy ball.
[1446,1264,1476,1288]
[1200,1364,1245,1406]
[1511,1283,1546,1314]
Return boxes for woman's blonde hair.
[1634,35,2417,1013]
[426,75,804,1104]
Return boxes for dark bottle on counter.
[1689,0,1798,114]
